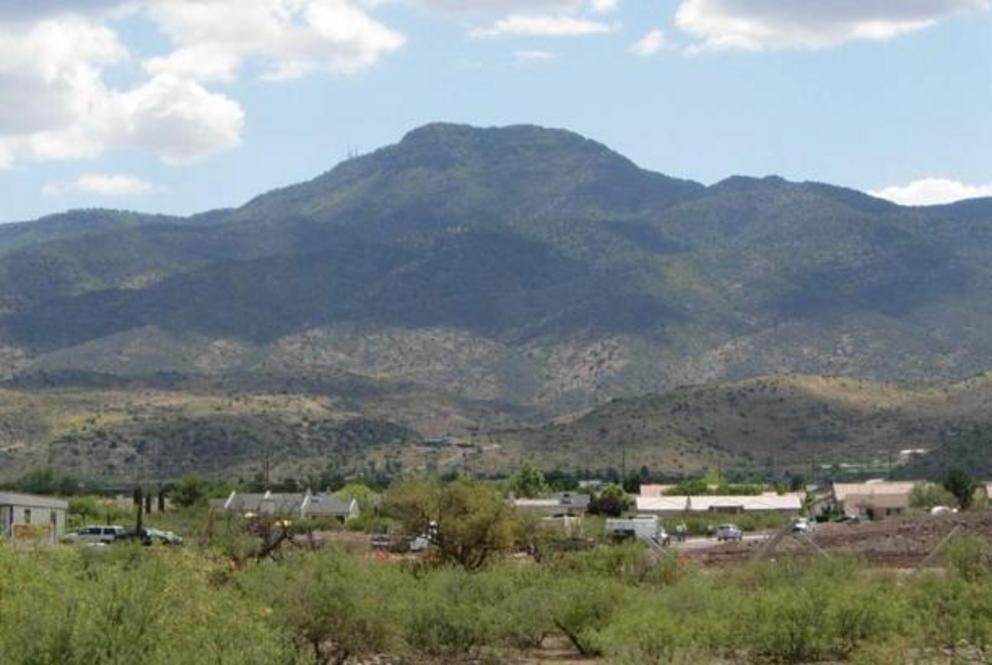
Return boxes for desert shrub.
[477,566,559,648]
[725,557,903,662]
[0,544,290,665]
[402,567,488,655]
[944,535,992,582]
[591,594,715,664]
[909,573,992,649]
[551,542,683,587]
[243,551,404,664]
[550,576,630,656]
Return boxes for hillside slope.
[490,373,992,478]
[0,123,991,423]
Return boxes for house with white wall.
[0,492,69,545]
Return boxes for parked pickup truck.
[605,515,671,546]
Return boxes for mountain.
[1,122,992,480]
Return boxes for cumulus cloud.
[630,28,665,56]
[145,0,406,82]
[114,74,245,164]
[675,0,990,51]
[0,0,406,167]
[869,178,992,206]
[44,173,154,197]
[0,16,244,167]
[471,14,612,38]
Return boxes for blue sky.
[1,0,990,222]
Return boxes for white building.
[0,492,69,545]
[636,493,803,515]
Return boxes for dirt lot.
[684,511,992,568]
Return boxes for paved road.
[670,532,770,551]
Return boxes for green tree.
[909,482,955,510]
[384,478,519,571]
[335,482,377,513]
[171,474,209,508]
[509,464,549,498]
[942,468,977,510]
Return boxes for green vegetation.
[5,514,992,664]
[943,468,979,510]
[910,481,956,510]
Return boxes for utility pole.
[621,442,627,483]
[264,448,271,492]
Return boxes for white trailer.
[605,515,670,546]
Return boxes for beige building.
[0,493,69,545]
[636,492,803,515]
[832,481,916,519]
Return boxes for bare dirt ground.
[683,511,992,568]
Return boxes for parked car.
[837,514,862,525]
[63,525,128,545]
[792,518,815,534]
[369,533,391,550]
[143,528,183,545]
[715,524,743,542]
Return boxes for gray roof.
[304,495,356,517]
[0,492,69,510]
[211,492,357,517]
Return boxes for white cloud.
[675,0,990,52]
[145,0,406,82]
[0,1,133,21]
[44,173,154,197]
[471,14,612,38]
[406,1,581,14]
[0,16,245,168]
[114,74,245,165]
[869,178,992,206]
[630,28,665,56]
[515,49,557,62]
[590,0,619,13]
[0,0,406,167]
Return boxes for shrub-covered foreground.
[2,539,992,664]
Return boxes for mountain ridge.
[1,122,992,433]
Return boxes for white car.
[792,518,815,534]
[63,525,128,545]
[716,524,743,542]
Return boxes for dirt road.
[681,511,992,568]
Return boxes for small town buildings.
[210,490,359,522]
[512,492,590,517]
[636,493,803,515]
[0,492,69,545]
[637,484,676,498]
[832,481,916,519]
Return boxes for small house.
[512,492,590,517]
[832,481,916,519]
[0,492,69,545]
